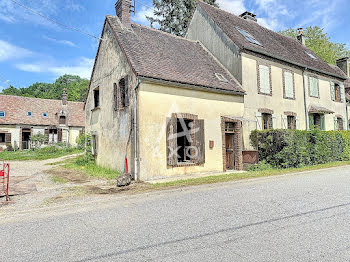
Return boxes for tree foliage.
[147,0,218,36]
[1,75,89,102]
[279,26,350,65]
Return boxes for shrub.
[248,160,273,171]
[250,129,350,168]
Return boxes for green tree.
[0,75,89,102]
[279,26,350,65]
[147,0,218,36]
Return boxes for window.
[330,82,345,102]
[236,27,262,46]
[0,133,11,144]
[91,133,98,156]
[309,113,324,130]
[258,65,271,95]
[306,51,316,60]
[287,116,296,129]
[225,122,235,132]
[27,112,32,116]
[337,117,344,130]
[113,83,118,110]
[166,115,205,166]
[0,111,5,118]
[119,77,129,108]
[309,76,319,98]
[283,71,294,99]
[93,88,100,108]
[0,133,5,143]
[262,113,272,130]
[42,112,48,118]
[59,115,66,125]
[215,73,228,82]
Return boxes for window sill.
[91,106,100,112]
[283,97,295,100]
[258,92,272,96]
[172,162,200,167]
[309,95,319,99]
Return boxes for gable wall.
[85,22,137,173]
[186,6,242,83]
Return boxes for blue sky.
[0,0,349,90]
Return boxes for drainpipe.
[302,68,308,130]
[346,102,349,130]
[133,77,141,181]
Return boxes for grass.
[150,160,350,188]
[51,175,68,184]
[63,157,120,180]
[0,146,83,161]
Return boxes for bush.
[250,129,350,168]
[75,133,94,165]
[248,160,273,171]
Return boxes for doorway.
[22,128,31,149]
[225,133,235,170]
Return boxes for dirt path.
[0,154,114,213]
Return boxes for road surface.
[2,165,350,261]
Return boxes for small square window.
[0,111,5,118]
[42,113,48,117]
[27,112,32,116]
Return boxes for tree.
[279,26,350,65]
[147,0,218,36]
[0,75,90,102]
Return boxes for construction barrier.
[0,160,10,203]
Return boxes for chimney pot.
[62,89,68,105]
[239,11,257,22]
[115,0,132,27]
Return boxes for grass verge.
[150,161,350,188]
[0,147,83,161]
[51,175,68,184]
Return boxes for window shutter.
[194,119,205,164]
[124,76,129,107]
[58,129,62,142]
[284,72,294,98]
[330,82,335,101]
[281,115,287,129]
[271,114,277,129]
[320,115,325,130]
[296,116,300,130]
[255,112,262,130]
[91,134,97,156]
[334,117,338,130]
[166,117,177,166]
[309,77,318,97]
[343,118,347,131]
[259,65,270,94]
[340,84,345,103]
[309,114,314,130]
[5,133,11,144]
[113,83,118,110]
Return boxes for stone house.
[0,92,85,150]
[336,57,350,128]
[186,2,349,150]
[85,0,349,181]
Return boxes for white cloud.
[15,57,94,79]
[217,0,246,15]
[64,0,85,12]
[43,35,76,47]
[0,40,33,62]
[132,6,154,26]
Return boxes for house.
[186,2,349,150]
[85,0,246,181]
[86,0,349,181]
[336,57,350,128]
[0,92,85,150]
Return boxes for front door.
[225,133,235,170]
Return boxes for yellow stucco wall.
[241,53,348,149]
[138,81,244,181]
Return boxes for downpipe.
[302,68,308,130]
[133,78,140,181]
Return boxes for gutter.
[243,46,347,81]
[133,77,141,181]
[138,76,246,96]
[302,68,309,130]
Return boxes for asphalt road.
[2,166,350,262]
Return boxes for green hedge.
[250,129,350,168]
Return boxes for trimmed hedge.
[250,129,350,168]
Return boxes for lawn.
[0,146,83,161]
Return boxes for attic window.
[306,51,316,59]
[27,112,32,117]
[215,73,228,82]
[0,111,5,118]
[42,112,48,118]
[235,27,262,46]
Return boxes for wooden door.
[225,133,235,170]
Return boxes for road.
[2,165,350,262]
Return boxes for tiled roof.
[106,16,244,94]
[197,2,345,79]
[0,95,85,127]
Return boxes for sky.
[0,0,349,91]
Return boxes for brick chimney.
[297,28,305,46]
[336,57,350,77]
[115,0,131,27]
[239,11,257,22]
[62,89,68,105]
